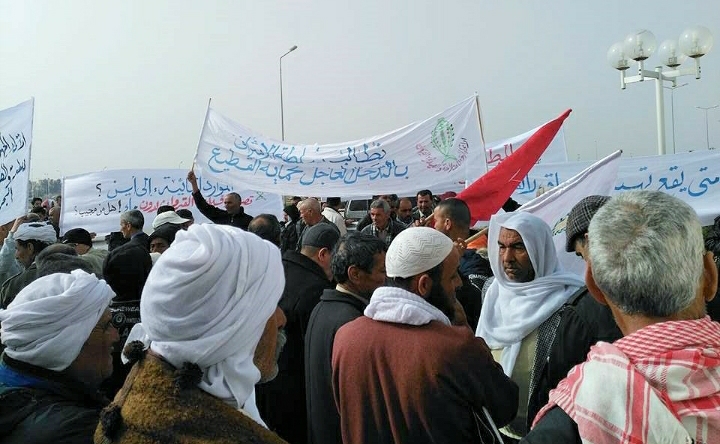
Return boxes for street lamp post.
[608,26,713,155]
[279,45,298,141]
[663,82,688,154]
[697,104,719,150]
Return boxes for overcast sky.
[2,0,719,180]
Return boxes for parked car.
[344,198,373,231]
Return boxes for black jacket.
[305,288,368,444]
[102,232,151,302]
[0,355,108,444]
[526,286,622,430]
[0,263,38,309]
[191,191,253,230]
[521,407,581,444]
[256,250,333,444]
[456,249,493,331]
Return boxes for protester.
[305,232,387,444]
[412,189,434,224]
[434,198,492,331]
[396,197,414,226]
[526,190,720,443]
[248,214,282,247]
[296,198,339,251]
[332,227,518,443]
[0,269,117,443]
[0,221,57,309]
[280,204,300,253]
[257,223,339,443]
[360,199,405,246]
[147,224,182,254]
[187,169,253,230]
[322,197,347,236]
[95,224,288,443]
[150,210,189,231]
[475,212,584,440]
[175,209,194,228]
[61,227,108,277]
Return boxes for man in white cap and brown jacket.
[331,227,518,444]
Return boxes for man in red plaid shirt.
[525,190,720,444]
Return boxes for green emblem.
[431,117,457,162]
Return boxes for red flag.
[457,109,572,224]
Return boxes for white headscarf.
[125,224,284,426]
[14,222,57,244]
[476,212,584,376]
[0,269,114,371]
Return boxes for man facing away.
[321,197,347,236]
[187,169,253,230]
[525,190,720,443]
[305,232,387,444]
[332,227,518,444]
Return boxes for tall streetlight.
[280,45,298,141]
[697,104,719,150]
[608,26,713,155]
[663,82,688,154]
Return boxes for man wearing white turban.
[96,224,288,444]
[0,221,58,309]
[332,227,518,444]
[0,269,117,443]
[475,212,584,440]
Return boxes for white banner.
[61,169,284,236]
[520,151,622,276]
[0,99,33,225]
[484,124,568,172]
[513,150,720,225]
[195,96,484,197]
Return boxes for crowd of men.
[0,170,720,443]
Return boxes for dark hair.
[331,232,387,284]
[435,198,471,230]
[283,204,300,222]
[176,209,193,220]
[386,262,442,292]
[416,189,433,199]
[157,205,175,215]
[30,206,47,217]
[227,192,242,201]
[16,238,52,258]
[149,224,182,245]
[248,214,282,247]
[105,231,130,252]
[326,197,341,207]
[502,198,521,213]
[31,197,42,204]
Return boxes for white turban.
[14,222,57,244]
[126,223,284,425]
[0,269,115,371]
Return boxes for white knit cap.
[151,211,190,230]
[385,227,454,278]
[14,222,57,244]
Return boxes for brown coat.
[94,351,287,444]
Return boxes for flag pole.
[475,92,488,175]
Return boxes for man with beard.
[332,227,518,444]
[305,232,387,444]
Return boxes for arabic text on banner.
[61,169,284,236]
[484,124,568,171]
[195,96,484,197]
[513,150,720,226]
[0,99,33,225]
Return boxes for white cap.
[385,227,454,278]
[15,222,57,244]
[152,211,190,230]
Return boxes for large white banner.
[520,151,622,276]
[61,169,284,236]
[0,99,33,225]
[195,96,484,197]
[513,150,720,225]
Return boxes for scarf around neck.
[364,286,450,326]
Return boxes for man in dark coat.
[186,169,253,230]
[256,224,340,444]
[305,232,388,444]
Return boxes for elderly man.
[0,221,57,309]
[526,196,622,427]
[187,169,253,230]
[61,228,108,276]
[0,269,117,443]
[296,198,339,251]
[257,223,339,443]
[434,198,493,331]
[525,191,720,443]
[305,232,387,444]
[95,224,288,443]
[360,199,405,246]
[475,212,584,441]
[332,227,518,443]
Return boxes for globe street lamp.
[280,45,298,141]
[608,26,713,155]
